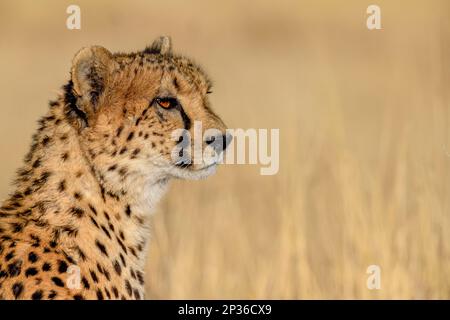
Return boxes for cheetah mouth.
[195,162,218,171]
[167,162,218,180]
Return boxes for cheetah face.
[66,37,231,189]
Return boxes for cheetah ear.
[144,36,172,55]
[71,46,113,107]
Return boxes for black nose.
[205,133,233,153]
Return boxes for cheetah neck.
[1,99,168,272]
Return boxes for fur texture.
[0,36,228,300]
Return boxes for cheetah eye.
[156,97,176,109]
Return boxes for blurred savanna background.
[1,0,450,299]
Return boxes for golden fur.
[0,36,228,300]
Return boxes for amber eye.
[156,98,175,109]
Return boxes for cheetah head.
[65,36,231,194]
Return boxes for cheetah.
[0,36,231,300]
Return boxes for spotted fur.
[0,36,229,300]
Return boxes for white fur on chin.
[167,164,218,180]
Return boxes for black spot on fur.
[76,246,86,261]
[90,216,100,229]
[104,288,111,299]
[58,180,66,192]
[131,148,140,158]
[32,159,41,168]
[49,100,59,107]
[116,125,124,137]
[61,152,69,161]
[10,222,24,233]
[25,267,38,277]
[101,225,112,239]
[64,253,76,265]
[117,238,128,254]
[118,167,127,176]
[129,247,138,258]
[33,171,52,191]
[95,239,108,256]
[42,136,51,146]
[12,282,23,299]
[137,271,144,285]
[103,269,111,281]
[112,286,119,298]
[127,131,134,141]
[8,260,22,277]
[28,252,38,263]
[113,260,122,276]
[51,276,64,287]
[90,270,99,283]
[42,262,51,272]
[120,253,127,267]
[88,204,98,216]
[31,290,43,300]
[58,260,68,273]
[125,280,132,297]
[96,289,104,300]
[24,187,33,196]
[5,251,14,261]
[81,276,90,289]
[70,207,84,218]
[29,237,39,248]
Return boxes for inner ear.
[71,46,113,108]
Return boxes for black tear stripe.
[175,104,191,130]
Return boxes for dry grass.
[1,0,449,299]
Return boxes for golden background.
[0,0,449,298]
